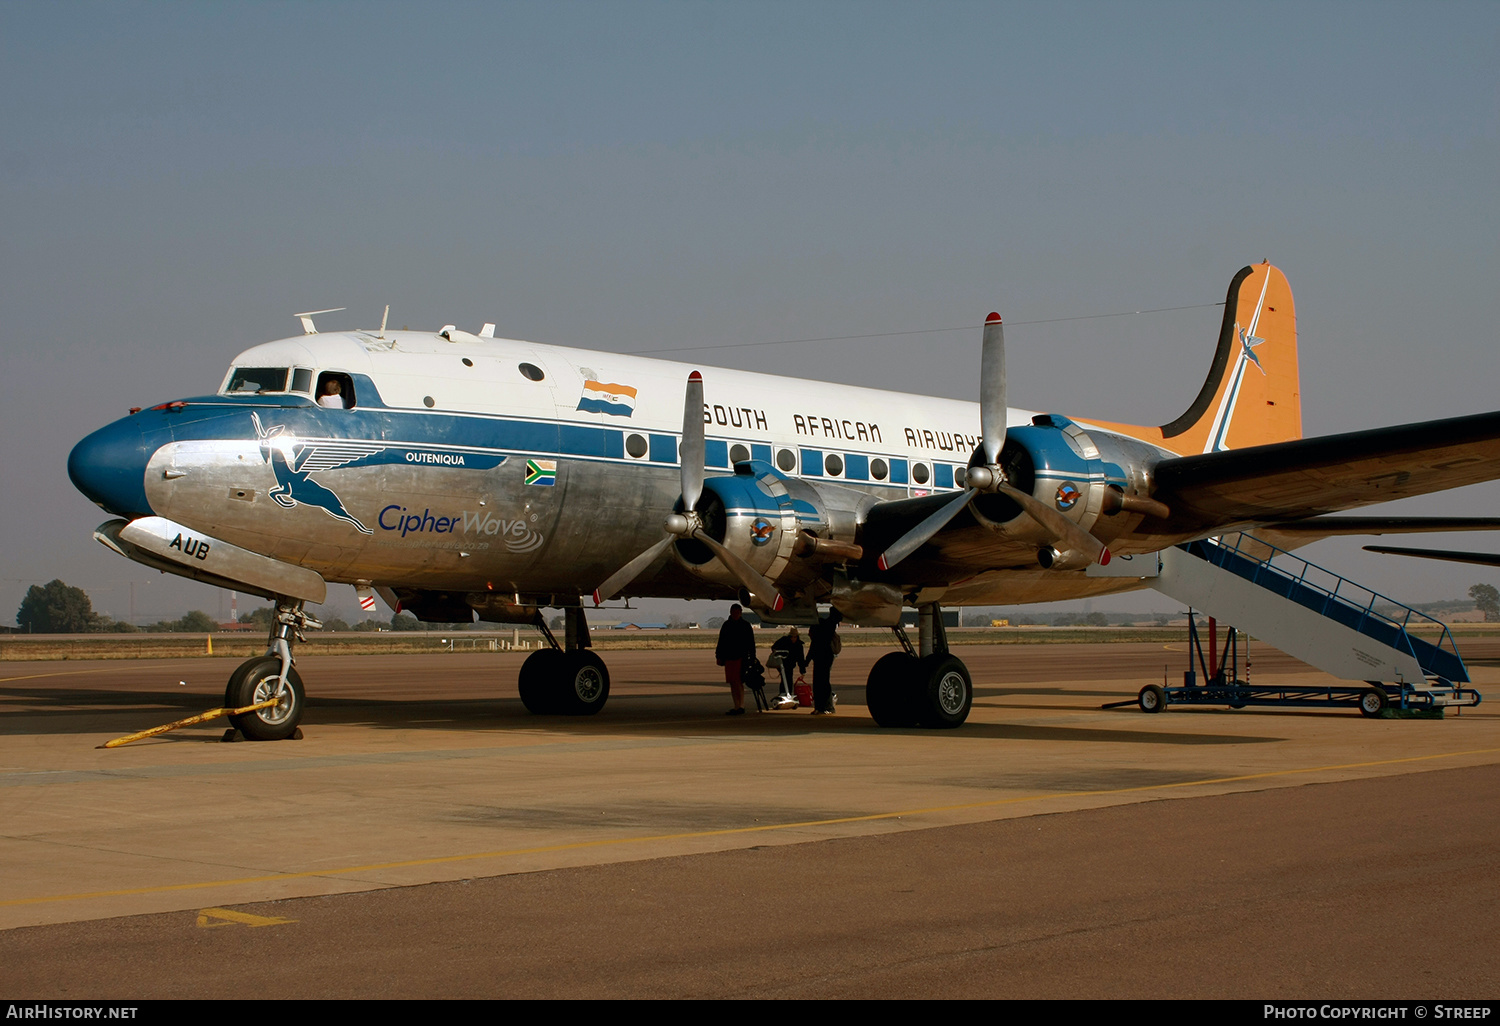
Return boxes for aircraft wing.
[856,410,1500,583]
[1144,410,1500,536]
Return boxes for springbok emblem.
[252,412,376,534]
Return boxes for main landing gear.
[865,603,973,729]
[518,606,610,716]
[225,598,317,741]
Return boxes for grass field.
[4,622,1495,661]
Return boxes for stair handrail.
[1201,534,1465,672]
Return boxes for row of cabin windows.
[225,366,956,487]
[623,432,951,489]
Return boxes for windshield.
[225,367,290,394]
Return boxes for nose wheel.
[225,656,305,741]
[225,598,317,741]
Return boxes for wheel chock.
[98,698,281,749]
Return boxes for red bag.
[794,676,812,708]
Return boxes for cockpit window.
[291,368,314,394]
[316,371,355,409]
[226,367,290,394]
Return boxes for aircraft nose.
[68,417,155,518]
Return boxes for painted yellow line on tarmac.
[0,663,182,684]
[6,746,1498,909]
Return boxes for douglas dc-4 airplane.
[68,263,1500,740]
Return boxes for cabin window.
[626,433,649,458]
[519,363,545,382]
[824,453,844,476]
[730,443,751,465]
[871,458,889,481]
[226,367,289,394]
[776,448,797,473]
[315,371,355,409]
[291,368,314,394]
[954,466,967,488]
[912,462,931,485]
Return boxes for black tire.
[1359,687,1389,718]
[866,652,920,728]
[224,656,305,741]
[916,654,972,728]
[518,649,566,714]
[560,651,610,716]
[1138,684,1167,714]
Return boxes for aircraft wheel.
[560,651,610,716]
[917,654,972,729]
[866,652,920,727]
[1359,686,1389,718]
[224,656,305,741]
[518,649,566,714]
[1138,684,1168,714]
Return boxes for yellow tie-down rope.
[98,698,281,749]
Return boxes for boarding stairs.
[1150,534,1481,711]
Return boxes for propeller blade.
[980,312,1006,466]
[997,483,1107,564]
[694,530,785,612]
[876,488,978,571]
[593,534,676,605]
[681,371,705,512]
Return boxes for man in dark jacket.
[715,604,756,716]
[808,608,842,715]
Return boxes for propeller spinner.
[593,372,785,611]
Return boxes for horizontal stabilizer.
[1364,545,1500,568]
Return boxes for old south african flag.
[525,459,557,486]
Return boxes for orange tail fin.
[1090,262,1302,455]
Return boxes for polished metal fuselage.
[75,328,1173,607]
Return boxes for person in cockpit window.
[318,379,348,409]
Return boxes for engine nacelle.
[968,414,1164,557]
[673,461,873,597]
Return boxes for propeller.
[593,372,784,611]
[876,312,1109,571]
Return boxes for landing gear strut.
[865,603,973,729]
[518,605,610,716]
[225,598,317,741]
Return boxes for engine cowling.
[968,415,1163,567]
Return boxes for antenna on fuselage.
[379,305,390,338]
[294,307,346,334]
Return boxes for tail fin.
[1089,262,1302,455]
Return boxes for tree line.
[14,580,447,634]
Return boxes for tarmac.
[2,639,1498,998]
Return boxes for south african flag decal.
[525,459,557,486]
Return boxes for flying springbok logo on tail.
[252,411,375,534]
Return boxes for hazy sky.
[3,1,1497,623]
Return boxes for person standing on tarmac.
[769,626,807,707]
[808,608,842,715]
[716,603,756,716]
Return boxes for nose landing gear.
[225,599,317,741]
